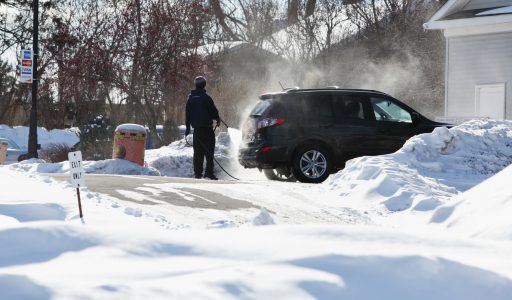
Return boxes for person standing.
[185,76,220,180]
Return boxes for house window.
[475,84,506,120]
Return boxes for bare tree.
[287,0,299,24]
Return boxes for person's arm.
[185,98,191,135]
[207,96,220,126]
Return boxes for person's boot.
[204,174,218,180]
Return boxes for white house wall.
[447,31,512,119]
[463,0,512,10]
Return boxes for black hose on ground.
[185,124,241,181]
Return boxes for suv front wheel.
[292,145,332,183]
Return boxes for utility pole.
[28,0,39,158]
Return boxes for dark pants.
[193,127,215,177]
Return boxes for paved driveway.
[46,174,258,210]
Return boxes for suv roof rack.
[285,88,389,95]
[282,87,300,92]
[259,88,391,100]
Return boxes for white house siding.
[463,0,512,10]
[446,31,512,119]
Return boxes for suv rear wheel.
[263,168,295,182]
[292,145,332,183]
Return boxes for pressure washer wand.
[218,118,230,128]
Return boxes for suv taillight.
[257,117,284,130]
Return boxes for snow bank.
[2,158,512,299]
[145,132,240,179]
[431,164,512,240]
[9,158,160,176]
[328,119,512,214]
[0,124,79,149]
[5,128,256,179]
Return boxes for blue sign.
[22,50,32,60]
[21,67,32,74]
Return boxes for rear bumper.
[238,145,288,169]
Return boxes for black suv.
[238,88,447,183]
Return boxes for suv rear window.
[250,100,271,116]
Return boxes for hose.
[185,124,240,181]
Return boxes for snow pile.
[253,208,275,226]
[146,132,239,178]
[329,119,512,214]
[1,169,512,299]
[431,164,512,240]
[0,124,79,149]
[9,158,160,176]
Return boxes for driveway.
[46,173,259,211]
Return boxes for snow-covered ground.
[1,119,512,299]
[327,119,512,226]
[0,125,79,149]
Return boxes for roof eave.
[424,14,512,30]
[425,0,472,25]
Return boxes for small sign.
[21,67,32,74]
[19,49,33,84]
[22,49,32,60]
[68,151,85,219]
[68,151,85,188]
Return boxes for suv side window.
[370,97,412,123]
[333,94,366,120]
[301,93,333,120]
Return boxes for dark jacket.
[186,89,220,131]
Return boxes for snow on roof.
[195,41,245,57]
[196,12,354,61]
[258,14,355,60]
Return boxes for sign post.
[68,151,85,219]
[28,0,39,159]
